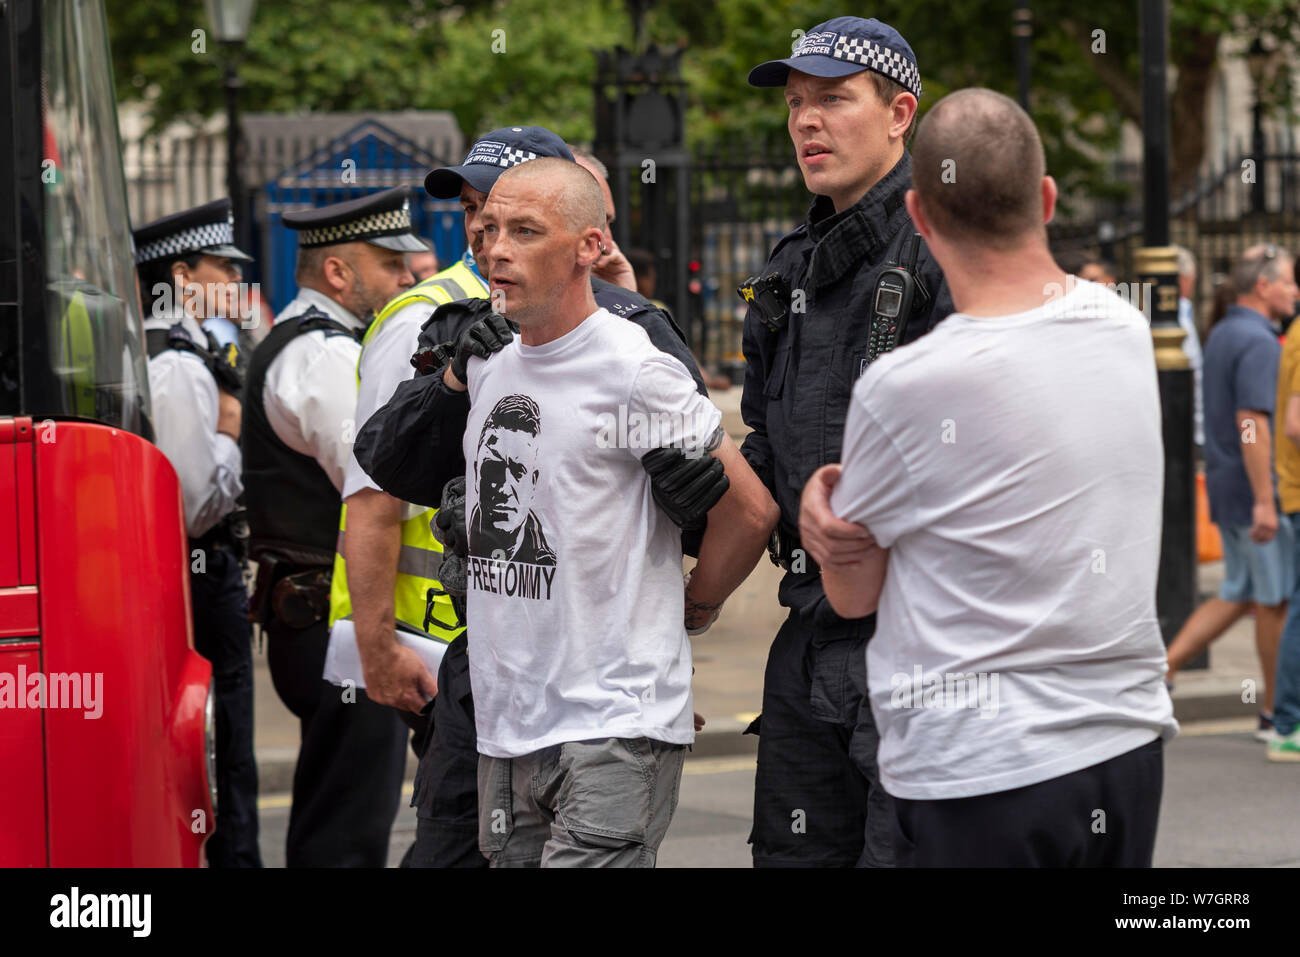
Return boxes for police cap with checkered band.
[747,16,922,101]
[423,126,575,199]
[282,185,428,253]
[133,198,254,265]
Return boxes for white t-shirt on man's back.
[830,278,1178,800]
[463,307,722,759]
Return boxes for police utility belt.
[248,551,332,630]
[768,520,819,576]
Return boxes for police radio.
[865,233,930,366]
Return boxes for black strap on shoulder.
[294,306,358,341]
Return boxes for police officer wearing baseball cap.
[242,185,421,867]
[740,16,952,867]
[135,197,260,867]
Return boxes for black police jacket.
[353,277,707,509]
[739,150,952,617]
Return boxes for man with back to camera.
[460,157,777,866]
[802,89,1178,866]
[739,15,952,867]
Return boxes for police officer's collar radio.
[737,232,931,368]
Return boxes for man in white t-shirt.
[460,157,778,867]
[799,88,1178,867]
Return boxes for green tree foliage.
[110,0,1299,204]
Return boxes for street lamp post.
[1247,37,1269,219]
[1137,0,1195,650]
[1013,2,1032,113]
[204,0,257,251]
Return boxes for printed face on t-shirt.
[476,425,539,538]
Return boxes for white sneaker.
[1255,712,1277,743]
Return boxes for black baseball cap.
[748,16,922,101]
[424,126,575,199]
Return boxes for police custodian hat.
[282,186,428,253]
[748,16,922,101]
[134,198,254,265]
[424,126,574,199]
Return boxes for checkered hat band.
[831,36,921,99]
[298,207,412,247]
[136,221,234,263]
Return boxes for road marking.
[1177,717,1258,736]
[684,756,756,776]
[257,719,1261,804]
[258,782,414,810]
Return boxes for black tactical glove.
[449,303,513,385]
[429,476,469,628]
[431,476,469,561]
[642,429,730,531]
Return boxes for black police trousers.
[189,546,261,868]
[892,737,1165,866]
[749,605,895,867]
[265,612,407,867]
[402,634,488,868]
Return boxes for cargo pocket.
[762,340,793,399]
[808,637,855,725]
[476,755,515,859]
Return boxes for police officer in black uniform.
[738,17,952,867]
[135,199,261,867]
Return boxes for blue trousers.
[1273,514,1300,735]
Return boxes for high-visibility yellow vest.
[328,260,488,639]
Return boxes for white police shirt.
[830,278,1178,800]
[144,311,242,539]
[462,307,722,759]
[265,287,365,492]
[340,299,428,499]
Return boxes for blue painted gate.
[260,120,466,314]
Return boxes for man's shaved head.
[496,157,606,235]
[911,88,1046,250]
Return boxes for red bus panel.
[31,420,211,866]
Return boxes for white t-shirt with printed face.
[463,307,722,759]
[830,278,1178,800]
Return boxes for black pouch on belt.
[270,568,332,630]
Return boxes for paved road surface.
[254,719,1300,868]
